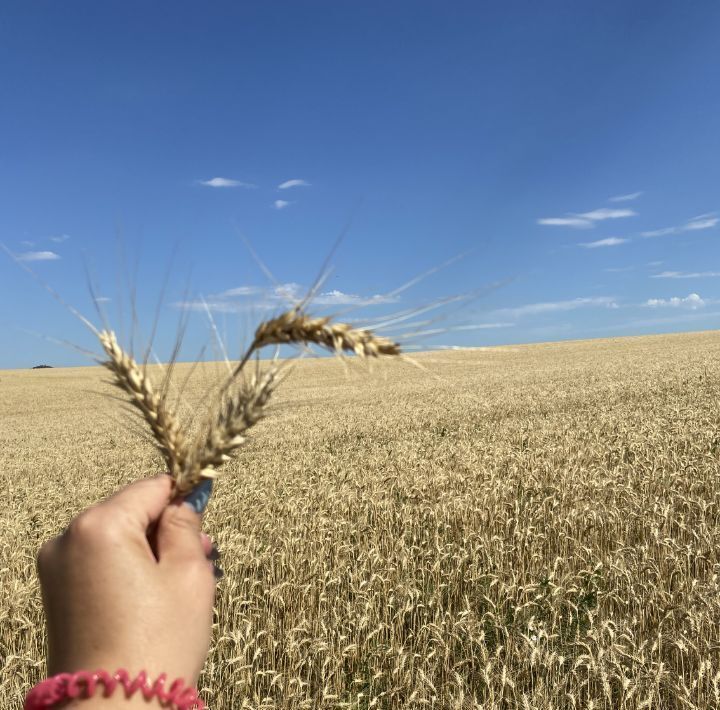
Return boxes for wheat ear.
[228,308,400,378]
[99,330,189,481]
[253,309,401,356]
[176,367,277,493]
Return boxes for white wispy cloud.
[50,234,70,243]
[453,323,515,330]
[274,283,304,301]
[20,240,35,247]
[95,296,111,303]
[642,213,718,237]
[175,283,298,312]
[218,286,264,297]
[642,227,676,237]
[579,208,636,221]
[16,250,60,262]
[645,293,705,309]
[538,217,594,228]
[538,207,636,229]
[609,191,643,202]
[199,177,255,188]
[278,179,310,190]
[274,199,291,210]
[580,237,629,249]
[312,289,399,306]
[175,283,398,312]
[684,213,719,230]
[392,322,516,343]
[174,300,244,313]
[493,296,618,318]
[605,266,634,273]
[651,270,720,279]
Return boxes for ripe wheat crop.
[3,330,720,708]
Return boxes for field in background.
[3,331,720,709]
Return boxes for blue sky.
[2,1,720,368]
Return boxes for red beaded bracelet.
[24,668,205,709]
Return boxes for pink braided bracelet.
[24,668,205,709]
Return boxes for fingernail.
[183,479,213,515]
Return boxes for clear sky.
[2,2,720,368]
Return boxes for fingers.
[81,475,218,575]
[156,500,205,566]
[200,532,223,581]
[99,474,174,530]
[37,536,59,577]
[200,532,213,557]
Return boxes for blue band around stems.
[183,478,213,515]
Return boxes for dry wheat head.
[99,329,189,481]
[252,309,401,358]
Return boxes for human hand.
[36,475,216,704]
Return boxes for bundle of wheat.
[99,307,401,495]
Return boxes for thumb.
[156,500,204,565]
[100,474,174,531]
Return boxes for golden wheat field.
[3,330,720,709]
